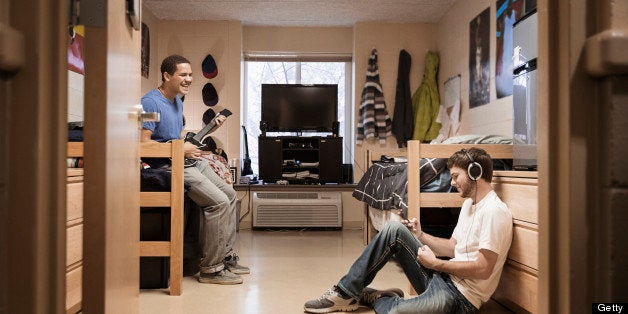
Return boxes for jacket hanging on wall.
[412,51,441,142]
[356,48,392,145]
[392,49,413,148]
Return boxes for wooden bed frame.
[66,140,184,296]
[364,140,538,313]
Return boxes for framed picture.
[141,22,150,78]
[230,167,238,185]
[469,8,491,108]
[68,25,85,75]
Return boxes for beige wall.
[352,22,438,176]
[243,26,353,53]
[141,7,515,228]
[140,7,160,95]
[152,19,243,159]
[437,0,513,136]
[68,71,84,122]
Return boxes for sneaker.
[198,269,243,285]
[224,254,250,275]
[360,287,404,307]
[304,286,359,313]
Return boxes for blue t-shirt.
[141,89,184,142]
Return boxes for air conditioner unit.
[252,191,342,228]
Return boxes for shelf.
[259,136,342,184]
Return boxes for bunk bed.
[407,140,539,312]
[66,140,185,297]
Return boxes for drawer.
[66,224,82,267]
[493,263,537,313]
[66,181,83,222]
[66,266,82,313]
[492,177,538,224]
[508,223,538,270]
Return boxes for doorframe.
[541,0,616,312]
[2,0,67,312]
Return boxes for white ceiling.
[143,0,458,27]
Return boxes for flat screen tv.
[261,84,338,132]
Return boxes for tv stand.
[258,136,342,184]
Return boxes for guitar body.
[184,132,206,149]
[242,158,253,176]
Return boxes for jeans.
[337,221,477,314]
[184,158,238,273]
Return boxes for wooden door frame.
[2,0,67,312]
[540,0,626,312]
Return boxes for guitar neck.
[242,126,250,157]
[192,109,232,142]
[192,121,216,142]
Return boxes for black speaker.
[332,121,339,137]
[342,163,353,184]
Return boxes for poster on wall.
[141,22,150,78]
[495,0,524,98]
[67,25,85,75]
[469,8,490,108]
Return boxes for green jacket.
[412,51,441,141]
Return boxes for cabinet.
[259,136,342,183]
[66,168,83,314]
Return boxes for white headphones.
[462,149,483,181]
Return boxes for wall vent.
[252,191,342,227]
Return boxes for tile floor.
[139,228,409,314]
[139,228,512,314]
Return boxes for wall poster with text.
[67,25,85,75]
[469,8,491,108]
[495,0,524,98]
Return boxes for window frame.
[241,53,353,175]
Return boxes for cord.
[465,180,479,262]
[238,185,251,223]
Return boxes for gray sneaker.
[224,254,250,275]
[360,287,404,307]
[304,286,359,313]
[198,269,243,285]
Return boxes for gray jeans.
[184,158,237,273]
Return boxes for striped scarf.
[357,48,392,144]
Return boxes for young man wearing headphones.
[304,147,513,313]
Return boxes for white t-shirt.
[449,190,513,309]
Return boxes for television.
[261,84,338,132]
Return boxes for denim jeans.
[184,158,238,273]
[337,221,477,314]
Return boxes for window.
[242,57,352,175]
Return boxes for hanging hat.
[201,136,228,160]
[202,108,216,125]
[200,136,217,152]
[202,83,218,106]
[201,54,218,79]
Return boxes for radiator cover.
[252,191,342,227]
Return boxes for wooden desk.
[234,183,356,192]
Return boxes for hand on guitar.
[183,141,202,160]
[214,115,227,128]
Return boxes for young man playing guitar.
[141,54,249,285]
